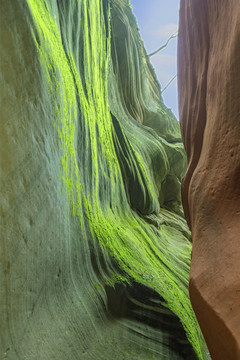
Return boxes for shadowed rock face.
[1,0,210,359]
[178,1,240,359]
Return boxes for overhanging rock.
[0,1,210,359]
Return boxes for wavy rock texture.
[178,0,240,359]
[1,1,209,359]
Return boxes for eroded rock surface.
[178,1,240,359]
[1,0,209,359]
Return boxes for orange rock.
[178,0,240,359]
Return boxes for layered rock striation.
[1,0,210,359]
[178,0,240,359]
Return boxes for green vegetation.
[25,0,209,358]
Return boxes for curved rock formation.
[178,0,240,359]
[1,0,210,359]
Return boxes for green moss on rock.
[1,0,210,359]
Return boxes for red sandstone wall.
[178,0,240,359]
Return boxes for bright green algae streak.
[26,0,209,358]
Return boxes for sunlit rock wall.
[1,0,209,359]
[178,0,240,359]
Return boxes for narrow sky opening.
[130,0,180,119]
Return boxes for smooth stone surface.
[178,1,240,359]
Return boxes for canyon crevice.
[3,0,235,359]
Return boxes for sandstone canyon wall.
[178,0,240,359]
[1,1,210,359]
